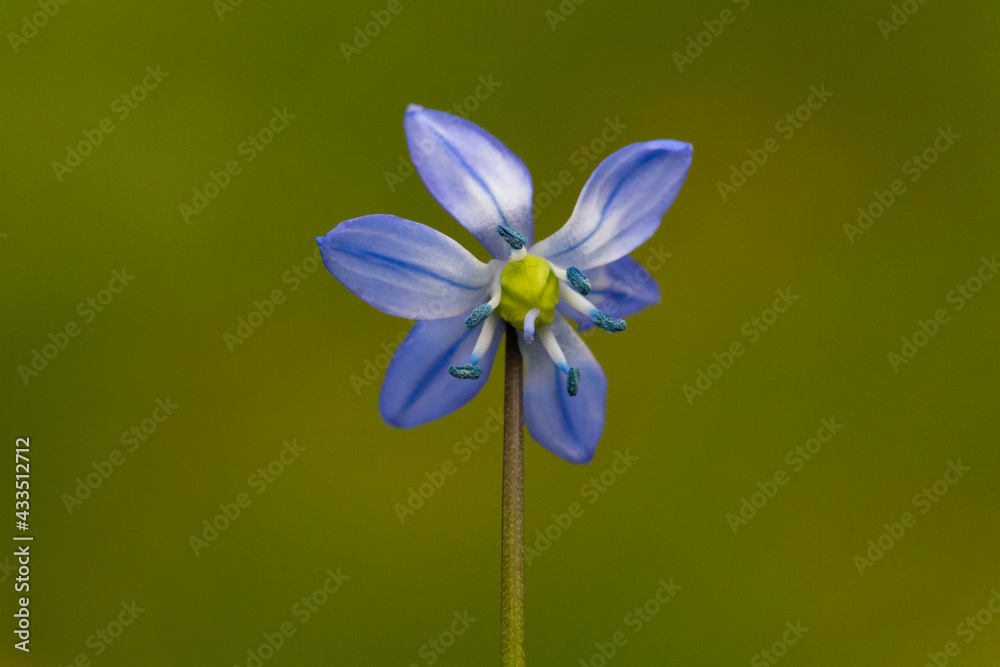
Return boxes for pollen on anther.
[448,364,483,380]
[593,311,626,333]
[497,225,527,250]
[465,304,493,329]
[566,267,591,295]
[567,367,581,396]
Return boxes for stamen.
[465,304,493,329]
[547,262,591,295]
[559,283,627,333]
[487,269,503,309]
[537,326,581,396]
[566,267,592,295]
[469,313,500,366]
[592,312,626,333]
[467,271,504,328]
[450,314,500,379]
[448,364,482,380]
[538,325,570,374]
[567,367,580,396]
[497,225,527,250]
[523,308,541,343]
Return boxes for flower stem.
[501,323,525,667]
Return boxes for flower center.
[495,254,559,330]
[448,225,628,397]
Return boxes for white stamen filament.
[487,268,503,309]
[559,282,598,317]
[510,247,527,261]
[470,313,500,366]
[538,325,570,374]
[547,262,568,282]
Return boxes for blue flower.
[317,105,692,463]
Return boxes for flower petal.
[532,140,692,270]
[379,311,504,429]
[317,214,494,320]
[405,104,534,258]
[560,256,661,331]
[520,317,607,463]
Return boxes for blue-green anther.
[566,267,591,295]
[465,303,493,328]
[593,311,626,333]
[567,367,580,396]
[448,364,483,380]
[497,225,527,250]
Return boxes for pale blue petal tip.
[465,304,493,329]
[593,311,626,333]
[566,267,591,295]
[497,225,527,250]
[448,364,483,380]
[567,367,580,396]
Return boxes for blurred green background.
[2,1,998,664]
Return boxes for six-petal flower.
[317,104,692,463]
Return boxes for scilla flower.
[317,105,691,463]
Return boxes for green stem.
[501,324,525,667]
